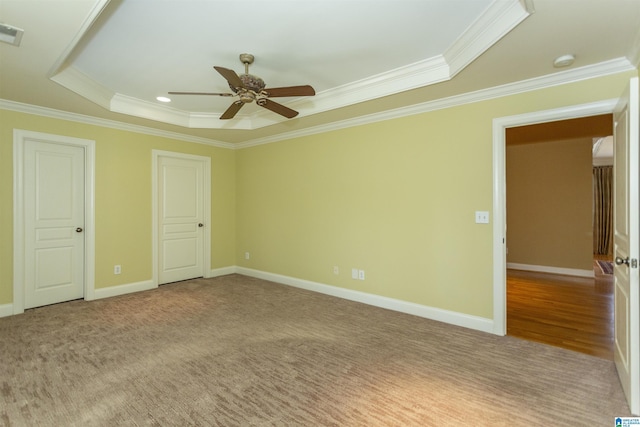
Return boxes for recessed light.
[0,23,24,46]
[156,96,171,103]
[553,54,575,68]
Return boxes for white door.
[613,76,640,415]
[158,155,205,284]
[24,140,85,308]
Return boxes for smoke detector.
[0,23,24,46]
[553,54,575,68]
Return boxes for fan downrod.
[239,53,254,73]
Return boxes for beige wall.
[506,137,594,271]
[1,70,637,321]
[235,72,635,319]
[0,110,236,304]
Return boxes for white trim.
[492,99,618,335]
[0,99,234,149]
[3,264,495,334]
[0,304,13,318]
[210,266,236,277]
[506,263,594,278]
[50,65,113,110]
[48,1,530,132]
[93,280,156,300]
[2,58,634,150]
[47,0,111,77]
[13,130,96,314]
[151,150,212,286]
[235,59,634,149]
[444,0,530,78]
[236,267,494,334]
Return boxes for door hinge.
[632,259,638,269]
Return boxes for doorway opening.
[492,99,618,336]
[503,114,614,358]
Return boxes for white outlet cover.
[475,211,490,224]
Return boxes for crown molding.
[47,0,530,131]
[445,0,530,77]
[110,92,194,127]
[235,57,635,149]
[50,66,113,110]
[0,99,234,149]
[47,0,111,77]
[3,57,634,151]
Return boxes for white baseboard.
[209,266,236,277]
[91,268,235,300]
[507,262,594,278]
[93,279,156,300]
[0,303,14,318]
[236,267,495,334]
[2,267,495,335]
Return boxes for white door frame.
[491,99,618,335]
[151,150,211,286]
[13,129,96,314]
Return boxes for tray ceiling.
[1,0,639,145]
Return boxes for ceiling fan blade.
[258,99,299,118]
[264,85,315,97]
[168,91,234,97]
[220,101,244,120]
[214,66,244,89]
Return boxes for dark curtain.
[593,166,613,255]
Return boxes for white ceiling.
[1,0,639,145]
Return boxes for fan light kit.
[169,53,315,120]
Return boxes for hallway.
[507,260,614,359]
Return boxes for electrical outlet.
[333,266,339,275]
[114,265,121,275]
[358,270,365,280]
[475,211,490,224]
[245,252,250,260]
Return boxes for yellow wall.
[506,138,594,270]
[1,70,636,319]
[0,110,236,303]
[236,72,636,319]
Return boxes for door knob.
[75,227,83,233]
[615,256,629,266]
[198,223,204,227]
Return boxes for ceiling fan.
[169,53,315,120]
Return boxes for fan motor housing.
[239,74,265,92]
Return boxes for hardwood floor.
[507,260,614,359]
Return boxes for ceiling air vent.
[0,23,24,46]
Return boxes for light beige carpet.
[0,274,631,425]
